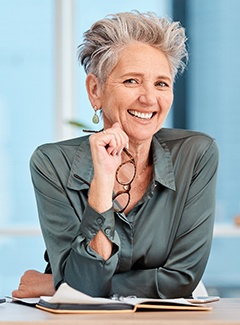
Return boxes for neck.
[128,139,152,172]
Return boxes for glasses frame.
[82,130,136,213]
[113,148,136,213]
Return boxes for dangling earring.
[92,105,99,124]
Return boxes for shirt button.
[97,218,103,225]
[104,227,111,235]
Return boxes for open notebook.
[32,283,215,314]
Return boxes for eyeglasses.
[113,148,136,213]
[82,130,136,213]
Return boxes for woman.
[13,11,218,299]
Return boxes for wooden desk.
[0,299,240,325]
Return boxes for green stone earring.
[92,106,99,124]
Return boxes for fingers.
[20,269,40,284]
[11,270,37,298]
[101,123,129,156]
[11,289,20,298]
[12,285,34,298]
[12,271,55,298]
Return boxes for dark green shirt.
[30,128,218,298]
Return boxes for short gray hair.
[78,11,188,83]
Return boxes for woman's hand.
[88,122,129,213]
[90,122,129,174]
[12,270,55,298]
[87,122,128,260]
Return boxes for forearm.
[63,205,120,296]
[112,269,159,298]
[64,244,119,297]
[88,178,114,260]
[89,230,113,260]
[88,177,114,213]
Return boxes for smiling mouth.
[128,110,156,120]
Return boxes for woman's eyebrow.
[120,71,170,77]
[120,72,172,82]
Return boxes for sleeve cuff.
[79,204,116,242]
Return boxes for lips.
[128,109,155,120]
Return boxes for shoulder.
[30,135,90,165]
[156,128,217,147]
[154,128,219,161]
[156,127,214,142]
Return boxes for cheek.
[166,91,174,105]
[166,96,173,112]
[158,93,173,112]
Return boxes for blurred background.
[0,0,240,297]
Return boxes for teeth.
[129,110,153,119]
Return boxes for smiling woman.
[12,11,218,301]
[85,42,174,144]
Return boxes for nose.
[138,84,157,106]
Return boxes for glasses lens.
[113,191,130,213]
[116,161,136,185]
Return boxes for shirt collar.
[67,132,176,191]
[67,138,94,190]
[152,134,176,191]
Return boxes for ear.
[86,74,102,108]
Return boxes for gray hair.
[78,11,188,83]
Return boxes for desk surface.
[0,299,240,325]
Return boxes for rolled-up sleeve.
[30,146,120,297]
[65,205,120,297]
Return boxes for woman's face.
[99,42,173,144]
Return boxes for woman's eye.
[157,81,168,87]
[123,79,137,84]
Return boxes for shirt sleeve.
[30,146,120,297]
[111,138,219,299]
